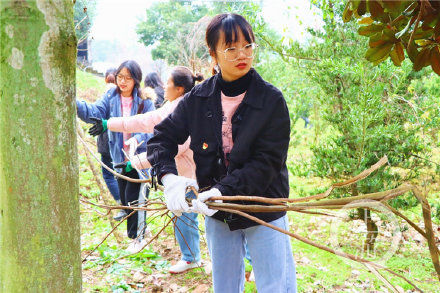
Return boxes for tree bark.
[0,0,80,291]
[352,185,378,253]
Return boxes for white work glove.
[162,174,198,217]
[190,188,222,217]
[125,137,138,158]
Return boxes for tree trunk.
[352,185,378,253]
[0,1,80,291]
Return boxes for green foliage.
[343,0,440,75]
[136,1,210,67]
[249,1,436,204]
[73,0,97,42]
[308,16,429,198]
[432,203,440,222]
[408,71,440,141]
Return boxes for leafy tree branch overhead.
[344,0,440,74]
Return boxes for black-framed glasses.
[217,43,258,62]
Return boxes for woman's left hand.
[190,188,222,216]
[88,118,107,136]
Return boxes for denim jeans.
[100,153,120,201]
[117,169,148,239]
[173,212,201,263]
[205,215,297,293]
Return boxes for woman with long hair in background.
[88,66,205,273]
[77,60,155,253]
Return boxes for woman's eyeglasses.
[218,43,258,62]
[116,74,133,82]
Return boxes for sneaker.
[113,210,127,221]
[169,260,202,274]
[126,238,147,254]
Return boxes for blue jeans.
[174,212,201,263]
[100,153,120,201]
[206,215,297,293]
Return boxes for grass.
[76,69,440,292]
[77,69,106,93]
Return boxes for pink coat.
[107,96,196,179]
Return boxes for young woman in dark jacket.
[147,14,296,292]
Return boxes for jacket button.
[206,111,212,118]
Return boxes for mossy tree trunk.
[0,0,80,291]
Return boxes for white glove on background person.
[190,188,222,216]
[125,137,138,158]
[162,174,199,217]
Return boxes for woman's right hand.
[161,174,198,217]
[88,117,107,136]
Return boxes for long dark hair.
[115,60,142,96]
[206,13,255,60]
[144,72,163,88]
[171,66,204,94]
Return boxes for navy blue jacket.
[77,87,155,166]
[147,69,290,230]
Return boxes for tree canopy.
[136,1,210,67]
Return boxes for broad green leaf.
[413,28,434,40]
[389,45,403,66]
[368,29,396,48]
[365,42,393,62]
[351,0,361,10]
[430,46,440,75]
[358,17,373,25]
[368,0,384,20]
[372,54,389,66]
[357,0,367,16]
[395,42,405,62]
[407,41,418,62]
[369,33,387,48]
[358,23,384,36]
[413,48,430,71]
[415,39,433,46]
[434,19,440,38]
[343,4,354,23]
[382,0,404,12]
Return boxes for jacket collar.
[192,68,265,109]
[110,86,141,102]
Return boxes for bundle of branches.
[202,156,439,292]
[77,129,439,292]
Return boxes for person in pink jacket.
[89,66,204,274]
